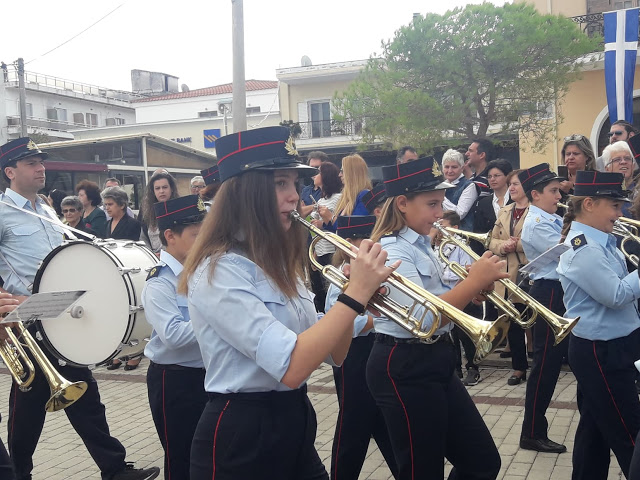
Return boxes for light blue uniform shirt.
[521,205,563,281]
[0,188,65,296]
[373,227,452,338]
[325,268,369,338]
[188,250,330,393]
[558,221,640,341]
[143,250,204,368]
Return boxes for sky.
[2,0,508,92]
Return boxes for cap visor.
[256,163,318,177]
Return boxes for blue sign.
[203,129,221,149]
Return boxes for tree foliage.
[333,3,601,152]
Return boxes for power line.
[25,3,125,65]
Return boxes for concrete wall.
[517,0,587,16]
[282,80,354,122]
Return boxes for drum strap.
[0,199,85,241]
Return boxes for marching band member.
[518,163,569,454]
[325,215,398,480]
[366,157,508,480]
[361,184,387,217]
[558,171,640,479]
[0,138,159,480]
[0,292,17,480]
[179,126,398,480]
[142,195,207,480]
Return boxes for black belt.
[531,278,561,287]
[149,361,205,372]
[375,332,454,346]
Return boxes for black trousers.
[452,302,483,371]
[0,439,15,480]
[570,330,640,480]
[190,386,328,480]
[310,253,333,313]
[366,336,501,480]
[331,334,398,480]
[508,303,530,373]
[147,362,207,480]
[8,335,126,480]
[521,279,569,440]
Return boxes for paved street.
[0,357,624,479]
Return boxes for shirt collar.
[449,174,463,185]
[159,250,184,277]
[399,226,428,246]
[570,221,615,249]
[529,204,561,223]
[5,188,38,209]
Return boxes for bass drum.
[32,239,158,367]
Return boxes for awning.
[44,161,108,173]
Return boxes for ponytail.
[560,196,587,243]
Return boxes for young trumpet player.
[178,126,399,480]
[325,215,398,480]
[518,163,569,454]
[366,157,508,480]
[558,171,640,479]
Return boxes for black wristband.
[337,293,366,315]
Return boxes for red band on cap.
[384,167,433,183]
[156,204,198,219]
[337,222,375,230]
[217,140,285,165]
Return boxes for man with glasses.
[596,121,638,171]
[189,176,206,195]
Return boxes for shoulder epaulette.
[571,234,587,251]
[382,231,399,239]
[146,265,163,280]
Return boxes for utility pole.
[17,58,28,137]
[231,0,247,132]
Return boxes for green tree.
[333,3,601,152]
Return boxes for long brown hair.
[178,171,307,298]
[141,173,179,229]
[335,154,372,216]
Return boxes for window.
[86,113,98,127]
[47,108,67,122]
[73,113,85,125]
[26,103,33,118]
[310,101,331,138]
[246,106,261,114]
[198,111,218,118]
[614,1,633,8]
[105,117,126,126]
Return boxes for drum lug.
[58,359,66,367]
[118,267,141,275]
[122,241,135,248]
[35,331,43,341]
[128,339,140,347]
[69,305,84,318]
[129,305,144,314]
[87,364,96,371]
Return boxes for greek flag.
[604,8,639,123]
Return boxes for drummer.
[0,137,160,480]
[142,195,207,480]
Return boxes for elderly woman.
[76,180,107,238]
[102,187,141,241]
[603,141,636,215]
[61,195,96,238]
[559,134,596,195]
[442,149,476,230]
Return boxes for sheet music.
[0,291,87,324]
[518,244,570,277]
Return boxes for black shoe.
[519,437,567,453]
[507,372,527,386]
[106,361,122,371]
[110,463,160,480]
[462,367,480,386]
[499,351,512,358]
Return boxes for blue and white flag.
[604,8,639,124]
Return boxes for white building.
[71,80,282,153]
[0,67,138,144]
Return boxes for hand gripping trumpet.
[0,321,88,412]
[291,211,509,362]
[433,222,580,345]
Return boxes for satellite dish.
[181,84,190,92]
[301,55,312,67]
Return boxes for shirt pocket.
[10,225,40,237]
[415,256,434,281]
[255,281,288,308]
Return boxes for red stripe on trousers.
[387,344,414,480]
[531,288,553,438]
[162,370,172,479]
[334,365,346,479]
[212,400,230,480]
[592,342,635,446]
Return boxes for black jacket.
[107,214,141,241]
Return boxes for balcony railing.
[6,116,94,133]
[297,119,363,140]
[572,12,640,41]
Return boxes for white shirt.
[442,175,477,219]
[311,193,342,257]
[491,191,510,217]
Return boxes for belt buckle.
[421,334,441,345]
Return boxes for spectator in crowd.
[442,149,476,230]
[299,151,328,217]
[76,179,107,238]
[139,172,179,255]
[603,141,636,217]
[61,195,96,238]
[473,159,513,234]
[47,189,67,219]
[102,178,134,219]
[189,176,206,195]
[559,134,596,196]
[325,154,372,225]
[465,138,496,243]
[596,120,638,171]
[396,146,418,164]
[309,161,343,312]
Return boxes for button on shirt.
[143,250,204,368]
[374,227,452,338]
[0,188,65,296]
[521,205,563,281]
[188,250,328,393]
[558,222,640,341]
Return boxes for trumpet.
[0,322,88,412]
[433,223,580,344]
[614,217,640,267]
[292,211,509,362]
